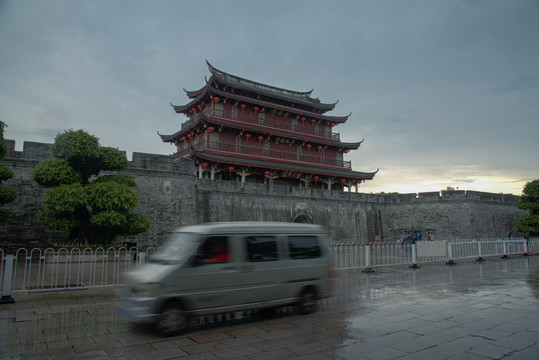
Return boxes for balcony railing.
[182,108,340,141]
[177,139,351,169]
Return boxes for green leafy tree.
[515,180,539,236]
[32,129,150,244]
[0,121,16,222]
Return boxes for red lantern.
[207,126,215,132]
[317,145,323,151]
[198,104,204,111]
[187,134,193,139]
[257,136,264,142]
[305,144,311,149]
[244,133,251,140]
[192,108,198,113]
[264,171,270,176]
[201,162,208,168]
[253,106,259,112]
[330,123,335,127]
[181,136,187,142]
[310,119,316,124]
[227,166,234,172]
[313,176,319,181]
[213,97,220,102]
[240,104,246,110]
[357,179,362,183]
[343,149,349,153]
[340,178,346,183]
[301,117,306,122]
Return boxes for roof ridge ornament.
[206,60,316,99]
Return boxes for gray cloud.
[1,0,538,193]
[494,74,539,93]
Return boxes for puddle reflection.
[1,256,537,358]
[331,256,539,304]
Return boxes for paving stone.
[188,331,233,344]
[181,340,230,355]
[134,346,188,360]
[247,348,296,360]
[467,342,514,359]
[285,340,332,356]
[149,336,198,350]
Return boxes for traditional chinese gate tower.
[160,62,377,190]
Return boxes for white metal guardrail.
[331,237,536,270]
[1,237,537,302]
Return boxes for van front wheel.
[298,288,317,314]
[155,301,188,336]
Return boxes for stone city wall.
[0,140,526,251]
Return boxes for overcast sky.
[1,0,538,195]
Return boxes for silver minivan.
[118,222,333,335]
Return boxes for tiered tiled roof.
[160,62,377,187]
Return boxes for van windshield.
[150,232,199,264]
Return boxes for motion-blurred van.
[118,222,333,335]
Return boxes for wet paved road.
[1,256,538,359]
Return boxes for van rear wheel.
[298,288,317,314]
[155,301,188,336]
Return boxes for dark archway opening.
[293,214,312,224]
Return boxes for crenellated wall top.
[3,139,520,205]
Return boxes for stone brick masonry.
[0,140,526,251]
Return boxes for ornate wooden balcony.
[182,108,340,141]
[176,139,351,170]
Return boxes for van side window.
[245,236,279,262]
[196,236,231,264]
[288,235,321,259]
